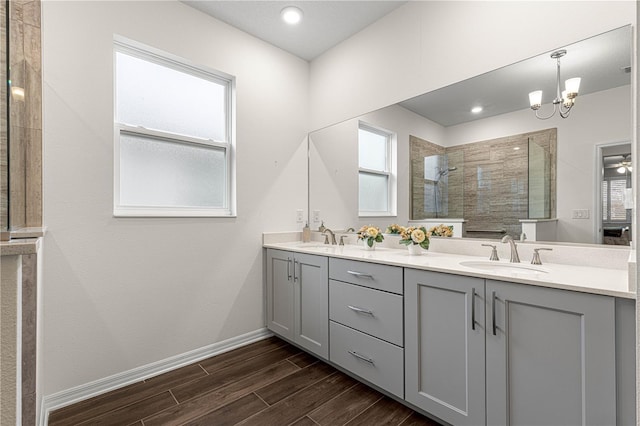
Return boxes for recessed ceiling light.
[471,106,483,114]
[281,6,303,25]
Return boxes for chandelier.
[528,49,581,120]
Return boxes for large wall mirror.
[309,25,632,246]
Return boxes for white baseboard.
[39,328,272,426]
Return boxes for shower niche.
[410,129,556,239]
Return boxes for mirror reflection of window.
[358,122,396,216]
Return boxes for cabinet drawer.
[329,258,403,294]
[329,280,403,346]
[330,321,404,398]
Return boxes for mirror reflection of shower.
[424,155,457,218]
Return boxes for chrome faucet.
[501,235,520,263]
[481,244,500,261]
[531,248,552,265]
[322,228,337,245]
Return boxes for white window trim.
[113,37,236,218]
[358,122,397,217]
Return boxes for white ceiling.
[182,1,407,61]
[181,3,631,127]
[399,26,632,127]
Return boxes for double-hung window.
[114,39,235,217]
[602,177,629,222]
[358,122,396,216]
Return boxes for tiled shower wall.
[8,0,42,229]
[410,129,557,239]
[1,2,7,231]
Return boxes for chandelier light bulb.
[561,90,573,108]
[564,77,581,98]
[618,166,627,174]
[529,90,542,110]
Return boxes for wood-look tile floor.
[48,336,444,426]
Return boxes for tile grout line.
[199,341,291,375]
[342,395,384,426]
[168,389,180,406]
[306,382,360,422]
[233,371,340,425]
[396,411,414,426]
[142,359,307,426]
[285,358,305,370]
[197,364,209,376]
[307,416,321,426]
[174,357,303,406]
[252,391,271,407]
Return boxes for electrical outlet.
[313,210,320,223]
[572,209,590,219]
[296,209,303,223]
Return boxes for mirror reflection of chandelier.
[528,49,581,120]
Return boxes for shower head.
[437,166,457,177]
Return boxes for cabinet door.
[486,280,616,426]
[405,269,486,426]
[294,252,329,359]
[266,249,294,340]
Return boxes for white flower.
[411,229,426,244]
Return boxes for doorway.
[596,142,632,245]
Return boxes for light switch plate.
[572,209,590,219]
[312,210,320,223]
[296,209,303,223]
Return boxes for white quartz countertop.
[264,241,634,299]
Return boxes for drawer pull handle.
[471,288,476,331]
[287,257,292,280]
[347,305,374,316]
[492,291,497,336]
[348,350,375,365]
[347,270,373,279]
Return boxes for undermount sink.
[295,242,330,249]
[459,260,549,275]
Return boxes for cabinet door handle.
[471,288,476,331]
[347,270,373,279]
[492,291,497,336]
[293,260,299,282]
[348,350,375,365]
[347,305,374,316]
[287,257,292,280]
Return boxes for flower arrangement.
[386,224,405,235]
[399,226,430,250]
[357,225,384,247]
[428,224,454,238]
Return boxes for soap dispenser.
[302,222,311,242]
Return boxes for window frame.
[113,38,236,217]
[357,121,397,217]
